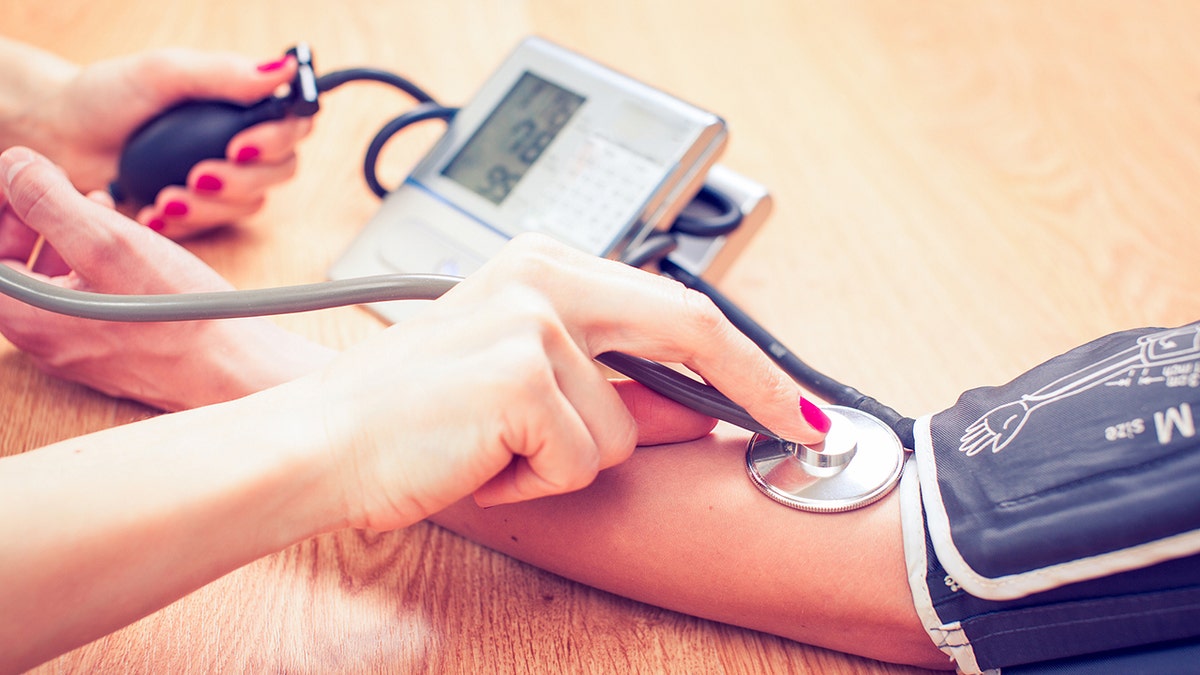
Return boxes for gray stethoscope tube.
[0,264,457,320]
[0,262,778,437]
[0,260,907,512]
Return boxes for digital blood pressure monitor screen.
[329,37,730,323]
[441,72,585,205]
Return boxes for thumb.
[131,47,298,108]
[1,147,81,228]
[1,147,159,281]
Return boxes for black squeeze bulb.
[109,43,320,208]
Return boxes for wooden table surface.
[6,1,1200,672]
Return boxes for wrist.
[159,319,337,412]
[236,371,363,542]
[223,378,355,543]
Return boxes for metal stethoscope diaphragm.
[745,406,907,513]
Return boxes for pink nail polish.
[800,397,832,434]
[256,57,288,72]
[235,146,261,163]
[195,174,223,192]
[147,218,166,232]
[163,200,188,217]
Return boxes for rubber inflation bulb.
[109,97,288,208]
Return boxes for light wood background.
[6,1,1200,672]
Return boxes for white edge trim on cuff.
[900,451,986,674]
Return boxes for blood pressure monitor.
[329,36,730,323]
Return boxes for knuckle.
[493,232,587,287]
[494,285,567,341]
[759,369,799,411]
[496,234,559,278]
[278,157,299,180]
[131,48,191,83]
[508,231,564,257]
[10,170,54,219]
[606,425,638,466]
[570,469,600,494]
[495,282,551,317]
[505,336,554,379]
[678,286,729,343]
[242,195,268,213]
[563,451,601,493]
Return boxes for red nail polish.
[163,200,188,217]
[256,57,288,72]
[147,218,166,232]
[195,174,223,192]
[800,397,832,434]
[235,146,261,163]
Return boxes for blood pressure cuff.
[899,320,1200,673]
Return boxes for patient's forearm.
[429,426,949,670]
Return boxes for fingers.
[120,50,312,237]
[1,179,116,277]
[2,148,135,261]
[0,147,205,291]
[1,147,101,252]
[471,387,598,509]
[29,189,120,276]
[226,114,314,165]
[543,322,640,469]
[134,110,311,238]
[482,234,827,445]
[469,289,639,507]
[617,275,820,443]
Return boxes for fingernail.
[1,146,38,182]
[163,200,188,217]
[147,218,166,232]
[195,174,223,192]
[256,57,288,72]
[235,146,261,163]
[800,397,832,434]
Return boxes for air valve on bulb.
[745,405,905,513]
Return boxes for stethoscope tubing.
[0,262,781,439]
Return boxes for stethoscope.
[2,44,913,513]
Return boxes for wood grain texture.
[6,0,1199,672]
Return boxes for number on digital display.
[442,72,586,204]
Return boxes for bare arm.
[0,380,342,672]
[430,426,951,670]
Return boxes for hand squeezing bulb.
[109,43,320,208]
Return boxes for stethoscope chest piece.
[745,405,905,513]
